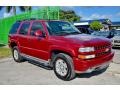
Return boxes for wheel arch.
[49,49,75,67]
[10,41,18,48]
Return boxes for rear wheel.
[12,46,24,62]
[53,53,76,81]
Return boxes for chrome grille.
[114,40,120,43]
[95,44,111,50]
[95,44,111,57]
[96,49,111,57]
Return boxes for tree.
[5,6,16,15]
[0,6,3,10]
[19,6,32,12]
[90,21,103,31]
[59,10,81,22]
[0,6,32,16]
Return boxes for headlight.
[78,47,94,52]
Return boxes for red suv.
[9,20,114,81]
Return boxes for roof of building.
[80,19,110,23]
[74,19,112,26]
[112,22,120,26]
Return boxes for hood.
[53,34,111,47]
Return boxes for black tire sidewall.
[53,54,74,81]
[12,46,22,62]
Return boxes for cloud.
[116,12,120,16]
[60,6,75,11]
[81,17,91,20]
[81,13,113,20]
[90,13,112,19]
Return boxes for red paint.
[9,20,114,73]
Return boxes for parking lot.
[0,49,120,85]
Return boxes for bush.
[90,21,103,31]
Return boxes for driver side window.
[30,22,43,36]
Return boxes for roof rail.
[16,18,60,22]
[16,18,38,22]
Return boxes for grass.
[0,47,12,59]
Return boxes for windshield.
[114,30,120,36]
[92,31,110,37]
[46,21,81,36]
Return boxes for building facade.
[111,22,120,30]
[74,19,112,31]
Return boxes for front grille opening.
[95,43,111,50]
[114,40,120,43]
[96,49,111,57]
[95,43,111,58]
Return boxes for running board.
[21,53,50,67]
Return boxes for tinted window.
[115,30,120,36]
[46,21,81,35]
[19,22,30,35]
[30,22,43,36]
[9,22,20,34]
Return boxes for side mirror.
[34,30,46,38]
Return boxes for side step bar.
[21,53,52,70]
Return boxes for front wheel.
[53,53,76,81]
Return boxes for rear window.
[9,22,20,34]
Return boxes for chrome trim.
[21,53,50,66]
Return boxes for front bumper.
[112,40,120,47]
[73,51,114,73]
[112,43,120,47]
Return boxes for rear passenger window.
[9,22,20,34]
[30,22,43,36]
[19,22,30,35]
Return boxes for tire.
[53,53,76,81]
[12,46,24,63]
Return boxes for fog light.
[78,54,95,59]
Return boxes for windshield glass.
[46,21,81,35]
[92,31,110,37]
[114,30,120,36]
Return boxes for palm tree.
[0,6,32,16]
[19,6,32,12]
[0,6,3,10]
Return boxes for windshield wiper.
[67,32,81,35]
[53,31,81,36]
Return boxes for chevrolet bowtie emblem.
[105,48,109,52]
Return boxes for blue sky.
[0,6,120,22]
[61,6,120,22]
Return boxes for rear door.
[17,22,31,55]
[9,22,21,47]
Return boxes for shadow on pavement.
[76,68,107,78]
[27,60,53,70]
[19,58,108,79]
[27,59,107,79]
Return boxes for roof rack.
[16,18,60,22]
[16,18,38,22]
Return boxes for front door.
[28,21,49,60]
